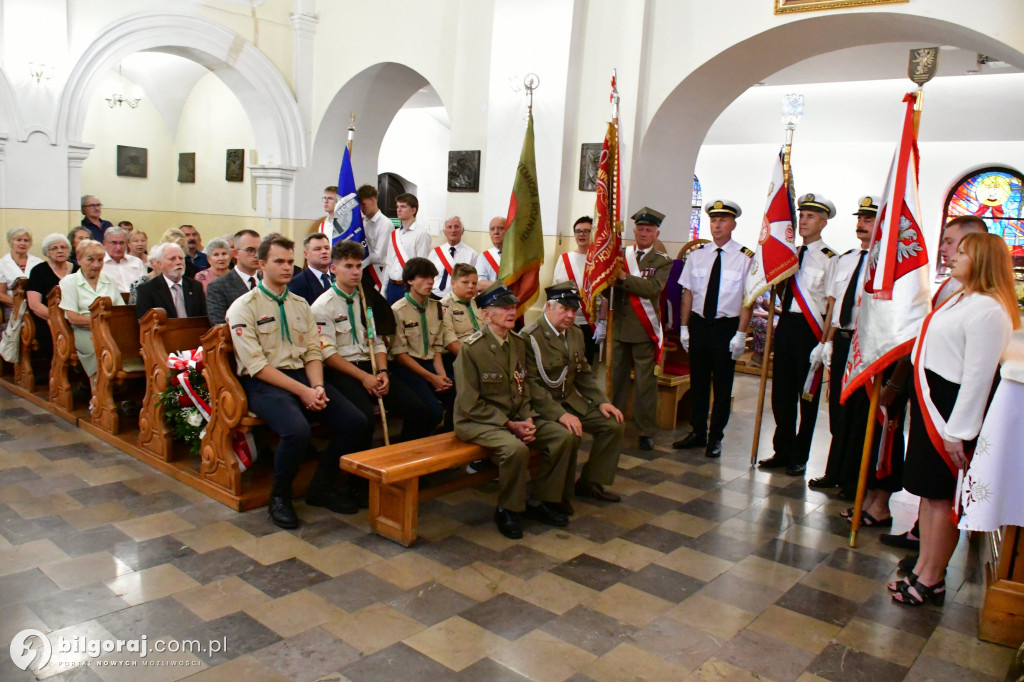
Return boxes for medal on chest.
[574,351,582,374]
[514,361,525,396]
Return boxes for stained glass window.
[690,174,702,241]
[942,167,1024,258]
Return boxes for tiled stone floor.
[0,375,1016,681]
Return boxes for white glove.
[593,320,607,343]
[680,326,690,352]
[729,331,746,361]
[809,342,826,367]
[821,340,833,368]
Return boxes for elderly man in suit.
[134,243,207,320]
[523,282,624,512]
[206,229,261,326]
[289,233,334,305]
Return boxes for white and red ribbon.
[624,245,664,364]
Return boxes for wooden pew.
[11,279,36,392]
[137,309,210,461]
[47,287,83,416]
[88,297,144,435]
[341,435,538,547]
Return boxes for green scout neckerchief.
[257,281,291,343]
[332,283,358,343]
[404,293,430,356]
[458,298,479,331]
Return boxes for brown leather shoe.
[574,480,621,502]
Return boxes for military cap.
[545,281,581,309]
[797,193,836,219]
[852,195,880,216]
[475,282,519,308]
[704,199,742,218]
[630,207,665,227]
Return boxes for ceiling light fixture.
[27,62,52,83]
[106,65,143,109]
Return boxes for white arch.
[632,12,1024,237]
[55,12,305,167]
[0,67,23,140]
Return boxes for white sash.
[625,245,664,359]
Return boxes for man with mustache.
[134,242,207,320]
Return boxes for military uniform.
[226,283,362,521]
[611,209,673,446]
[390,293,454,430]
[313,285,434,444]
[523,284,623,498]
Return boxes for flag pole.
[604,71,621,399]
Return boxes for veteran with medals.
[454,283,577,539]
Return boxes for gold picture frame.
[775,0,907,13]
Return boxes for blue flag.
[332,146,368,257]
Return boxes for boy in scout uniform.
[226,236,364,529]
[454,283,577,539]
[441,263,481,355]
[761,193,838,476]
[610,207,673,450]
[313,240,436,446]
[523,282,624,509]
[673,199,753,458]
[390,257,454,433]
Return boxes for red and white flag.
[743,148,799,307]
[841,91,931,403]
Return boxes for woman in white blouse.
[892,232,1020,607]
[0,226,44,329]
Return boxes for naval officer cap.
[545,281,582,309]
[852,195,880,216]
[704,199,742,218]
[630,207,665,227]
[797,193,836,219]
[474,282,520,308]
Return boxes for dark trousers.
[579,322,598,366]
[385,281,405,305]
[241,368,368,498]
[771,312,822,466]
[327,361,436,443]
[392,357,455,432]
[688,314,740,443]
[823,330,859,480]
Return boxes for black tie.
[703,248,722,319]
[321,273,332,291]
[636,250,645,263]
[439,246,455,291]
[247,276,256,291]
[839,250,867,328]
[782,246,806,311]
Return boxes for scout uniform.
[390,291,454,431]
[610,207,673,449]
[313,284,434,444]
[764,193,838,475]
[523,282,624,501]
[441,290,482,343]
[226,283,360,524]
[454,284,577,537]
[674,200,753,457]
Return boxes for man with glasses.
[551,216,599,364]
[207,229,263,326]
[80,195,112,243]
[101,226,146,294]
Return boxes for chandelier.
[106,65,143,109]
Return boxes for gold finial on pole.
[523,73,539,113]
[347,112,356,155]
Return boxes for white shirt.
[933,276,961,307]
[827,248,869,330]
[913,292,1013,442]
[552,251,588,326]
[102,253,146,294]
[234,265,258,290]
[785,239,836,314]
[0,252,43,287]
[427,241,478,297]
[385,221,432,281]
[475,247,502,282]
[363,210,394,267]
[679,239,752,319]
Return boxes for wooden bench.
[341,434,537,547]
[137,309,210,461]
[47,287,84,416]
[89,297,145,435]
[11,279,37,392]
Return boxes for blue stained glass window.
[690,174,702,241]
[943,167,1024,253]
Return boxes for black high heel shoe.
[892,579,945,607]
[887,573,916,593]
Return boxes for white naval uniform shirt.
[384,221,432,282]
[784,238,836,314]
[427,241,478,298]
[678,239,752,319]
[827,248,869,330]
[362,210,394,268]
[475,247,502,282]
[551,251,588,326]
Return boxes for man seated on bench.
[314,239,436,447]
[454,283,576,539]
[134,243,207,320]
[523,282,625,514]
[389,257,455,433]
[226,235,362,529]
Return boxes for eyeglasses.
[573,229,591,235]
[84,203,102,208]
[239,247,258,254]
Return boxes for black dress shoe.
[494,508,523,539]
[523,502,569,527]
[549,500,575,516]
[574,480,621,502]
[881,531,921,550]
[785,464,806,476]
[758,455,787,469]
[705,440,722,458]
[268,496,299,529]
[305,488,358,515]
[808,476,839,489]
[672,432,707,450]
[638,436,654,451]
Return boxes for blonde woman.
[127,229,149,265]
[0,227,44,329]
